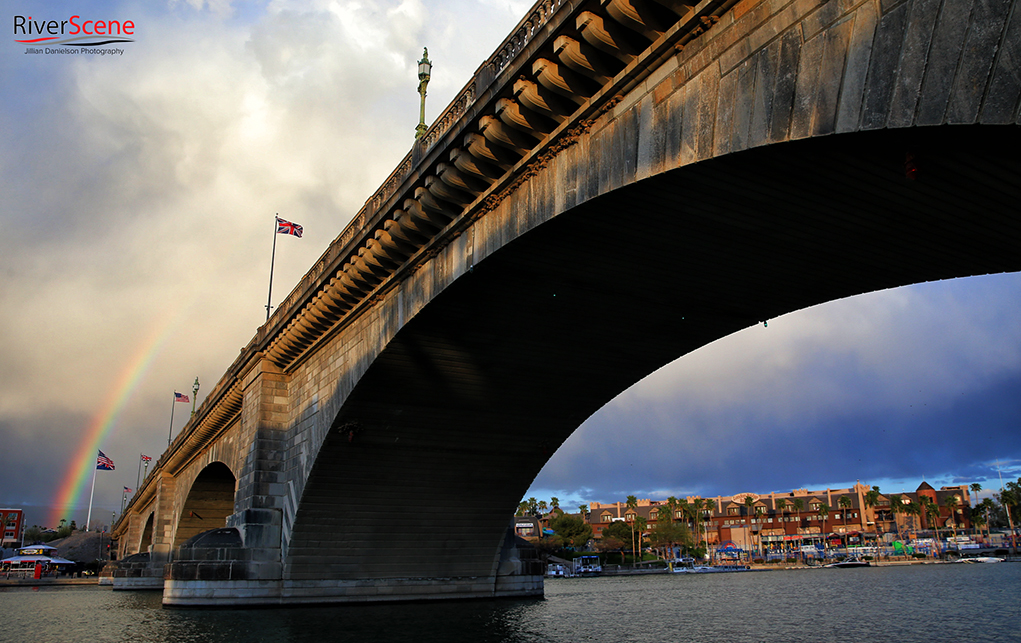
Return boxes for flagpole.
[167,395,176,447]
[86,461,97,531]
[136,453,142,491]
[266,214,279,321]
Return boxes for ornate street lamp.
[191,377,200,416]
[415,48,432,139]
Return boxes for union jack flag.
[174,392,190,403]
[96,450,115,471]
[140,454,152,463]
[276,216,303,238]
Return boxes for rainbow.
[48,318,176,527]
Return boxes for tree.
[550,497,560,511]
[838,496,852,548]
[792,498,805,547]
[23,524,43,543]
[775,499,788,556]
[922,498,941,554]
[970,483,982,507]
[998,485,1018,556]
[944,495,960,540]
[626,495,639,564]
[578,504,588,517]
[527,497,539,517]
[602,520,635,563]
[537,500,548,515]
[549,513,593,549]
[649,514,690,560]
[818,504,830,555]
[516,501,529,517]
[754,506,765,558]
[864,486,881,556]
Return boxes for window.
[810,503,821,511]
[728,507,740,516]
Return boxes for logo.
[14,14,135,55]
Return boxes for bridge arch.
[149,0,1021,605]
[281,0,1021,583]
[285,121,1020,581]
[138,511,155,554]
[173,462,238,549]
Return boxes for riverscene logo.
[14,14,135,54]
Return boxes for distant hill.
[48,530,111,563]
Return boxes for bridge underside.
[286,125,1020,583]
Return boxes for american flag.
[174,392,190,403]
[140,454,152,463]
[96,450,115,471]
[123,486,133,494]
[276,216,303,238]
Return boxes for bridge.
[111,0,1021,606]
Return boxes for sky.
[2,0,1019,531]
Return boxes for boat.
[824,556,871,568]
[669,563,751,575]
[954,556,1004,563]
[574,555,602,576]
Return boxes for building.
[579,482,973,555]
[2,508,25,548]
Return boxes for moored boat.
[824,556,870,568]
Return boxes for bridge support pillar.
[162,526,542,607]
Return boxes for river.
[1,563,1018,642]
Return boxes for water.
[1,564,1019,643]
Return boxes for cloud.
[529,273,1021,503]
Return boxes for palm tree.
[864,486,881,557]
[838,496,852,548]
[626,495,638,564]
[970,483,981,508]
[818,504,830,557]
[690,498,705,553]
[754,506,765,558]
[997,488,1018,556]
[792,498,805,560]
[775,499,788,557]
[980,498,996,542]
[537,500,548,515]
[944,495,960,540]
[550,497,560,511]
[527,497,539,516]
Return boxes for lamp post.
[415,48,432,139]
[191,377,200,416]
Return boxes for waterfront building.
[579,481,973,555]
[1,508,25,548]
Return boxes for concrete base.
[112,576,165,590]
[163,574,543,607]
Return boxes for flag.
[97,450,115,471]
[276,216,303,238]
[140,454,152,463]
[174,392,190,403]
[123,487,132,494]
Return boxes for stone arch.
[138,512,155,554]
[173,462,237,549]
[285,122,1021,582]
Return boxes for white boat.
[955,556,1004,563]
[574,555,602,576]
[824,556,870,568]
[673,563,751,574]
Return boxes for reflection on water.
[1,563,1019,643]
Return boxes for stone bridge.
[112,0,1021,606]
